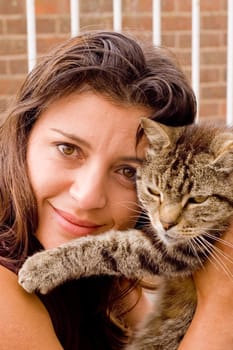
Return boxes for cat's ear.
[210,131,233,172]
[141,118,184,151]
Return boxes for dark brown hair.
[0,30,196,349]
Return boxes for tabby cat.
[19,118,233,350]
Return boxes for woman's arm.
[178,222,233,349]
[0,265,63,350]
[178,298,233,349]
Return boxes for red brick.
[162,33,176,47]
[199,101,221,117]
[162,15,191,31]
[0,96,15,120]
[221,66,226,81]
[123,0,152,13]
[0,38,26,55]
[123,15,152,30]
[0,19,3,34]
[0,96,12,116]
[35,0,69,15]
[219,100,226,117]
[176,0,192,12]
[36,36,69,54]
[9,58,28,74]
[162,0,175,12]
[199,114,226,124]
[131,31,152,43]
[58,17,71,34]
[0,0,25,15]
[36,17,57,34]
[200,32,222,47]
[201,50,226,65]
[0,60,7,74]
[175,50,191,66]
[80,14,113,30]
[6,18,26,34]
[200,67,220,83]
[200,0,225,12]
[201,84,226,99]
[222,32,227,46]
[0,78,24,95]
[80,0,112,13]
[0,97,8,113]
[178,33,192,49]
[201,14,227,30]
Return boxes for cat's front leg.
[18,229,154,294]
[18,231,121,294]
[18,246,76,294]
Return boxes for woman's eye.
[118,167,137,181]
[57,143,81,157]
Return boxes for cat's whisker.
[208,249,233,280]
[191,237,211,268]
[202,237,233,266]
[117,202,145,215]
[141,223,155,231]
[194,236,223,272]
[197,236,233,280]
[118,199,143,207]
[111,200,150,223]
[113,199,143,209]
[202,231,233,250]
[188,240,205,267]
[118,207,143,215]
[120,203,143,212]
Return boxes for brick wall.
[0,0,228,122]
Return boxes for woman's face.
[27,92,151,249]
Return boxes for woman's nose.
[69,166,107,210]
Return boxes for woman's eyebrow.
[50,128,90,148]
[51,128,144,164]
[119,156,144,165]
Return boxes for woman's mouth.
[52,207,103,237]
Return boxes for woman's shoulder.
[0,265,63,349]
[0,264,34,299]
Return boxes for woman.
[0,31,232,350]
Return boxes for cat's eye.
[189,196,208,204]
[147,186,160,196]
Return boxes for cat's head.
[137,119,233,255]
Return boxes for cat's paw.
[18,250,63,294]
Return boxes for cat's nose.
[161,221,175,230]
[160,202,181,230]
